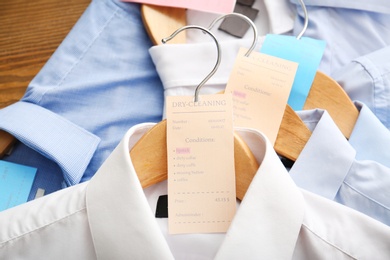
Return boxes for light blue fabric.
[0,0,164,200]
[291,109,390,226]
[289,0,390,132]
[290,0,390,13]
[349,102,390,165]
[0,102,99,187]
[333,46,390,130]
[289,0,390,76]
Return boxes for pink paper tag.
[122,0,235,14]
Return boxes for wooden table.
[0,0,90,109]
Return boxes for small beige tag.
[166,94,236,234]
[225,48,298,144]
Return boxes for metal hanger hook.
[296,0,308,40]
[162,25,221,102]
[207,13,258,57]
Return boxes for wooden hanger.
[141,6,311,162]
[141,5,186,45]
[0,130,15,158]
[303,71,358,139]
[131,24,260,201]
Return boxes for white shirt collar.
[149,0,295,118]
[150,38,264,92]
[2,123,390,258]
[86,123,305,259]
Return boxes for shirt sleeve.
[0,101,100,186]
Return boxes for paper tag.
[166,94,236,234]
[0,130,16,158]
[225,48,298,145]
[260,34,326,110]
[122,0,235,14]
[0,160,37,211]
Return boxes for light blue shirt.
[290,107,390,225]
[289,0,390,76]
[0,0,164,200]
[333,46,390,130]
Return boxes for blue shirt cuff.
[0,101,100,186]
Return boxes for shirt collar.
[86,123,305,259]
[0,101,100,186]
[150,38,265,119]
[290,109,356,200]
[150,38,264,92]
[349,101,390,167]
[216,128,305,259]
[149,0,295,95]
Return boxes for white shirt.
[1,123,390,259]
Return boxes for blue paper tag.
[0,160,37,211]
[260,34,326,110]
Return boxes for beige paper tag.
[225,48,298,144]
[166,94,236,234]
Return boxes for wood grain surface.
[0,0,90,108]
